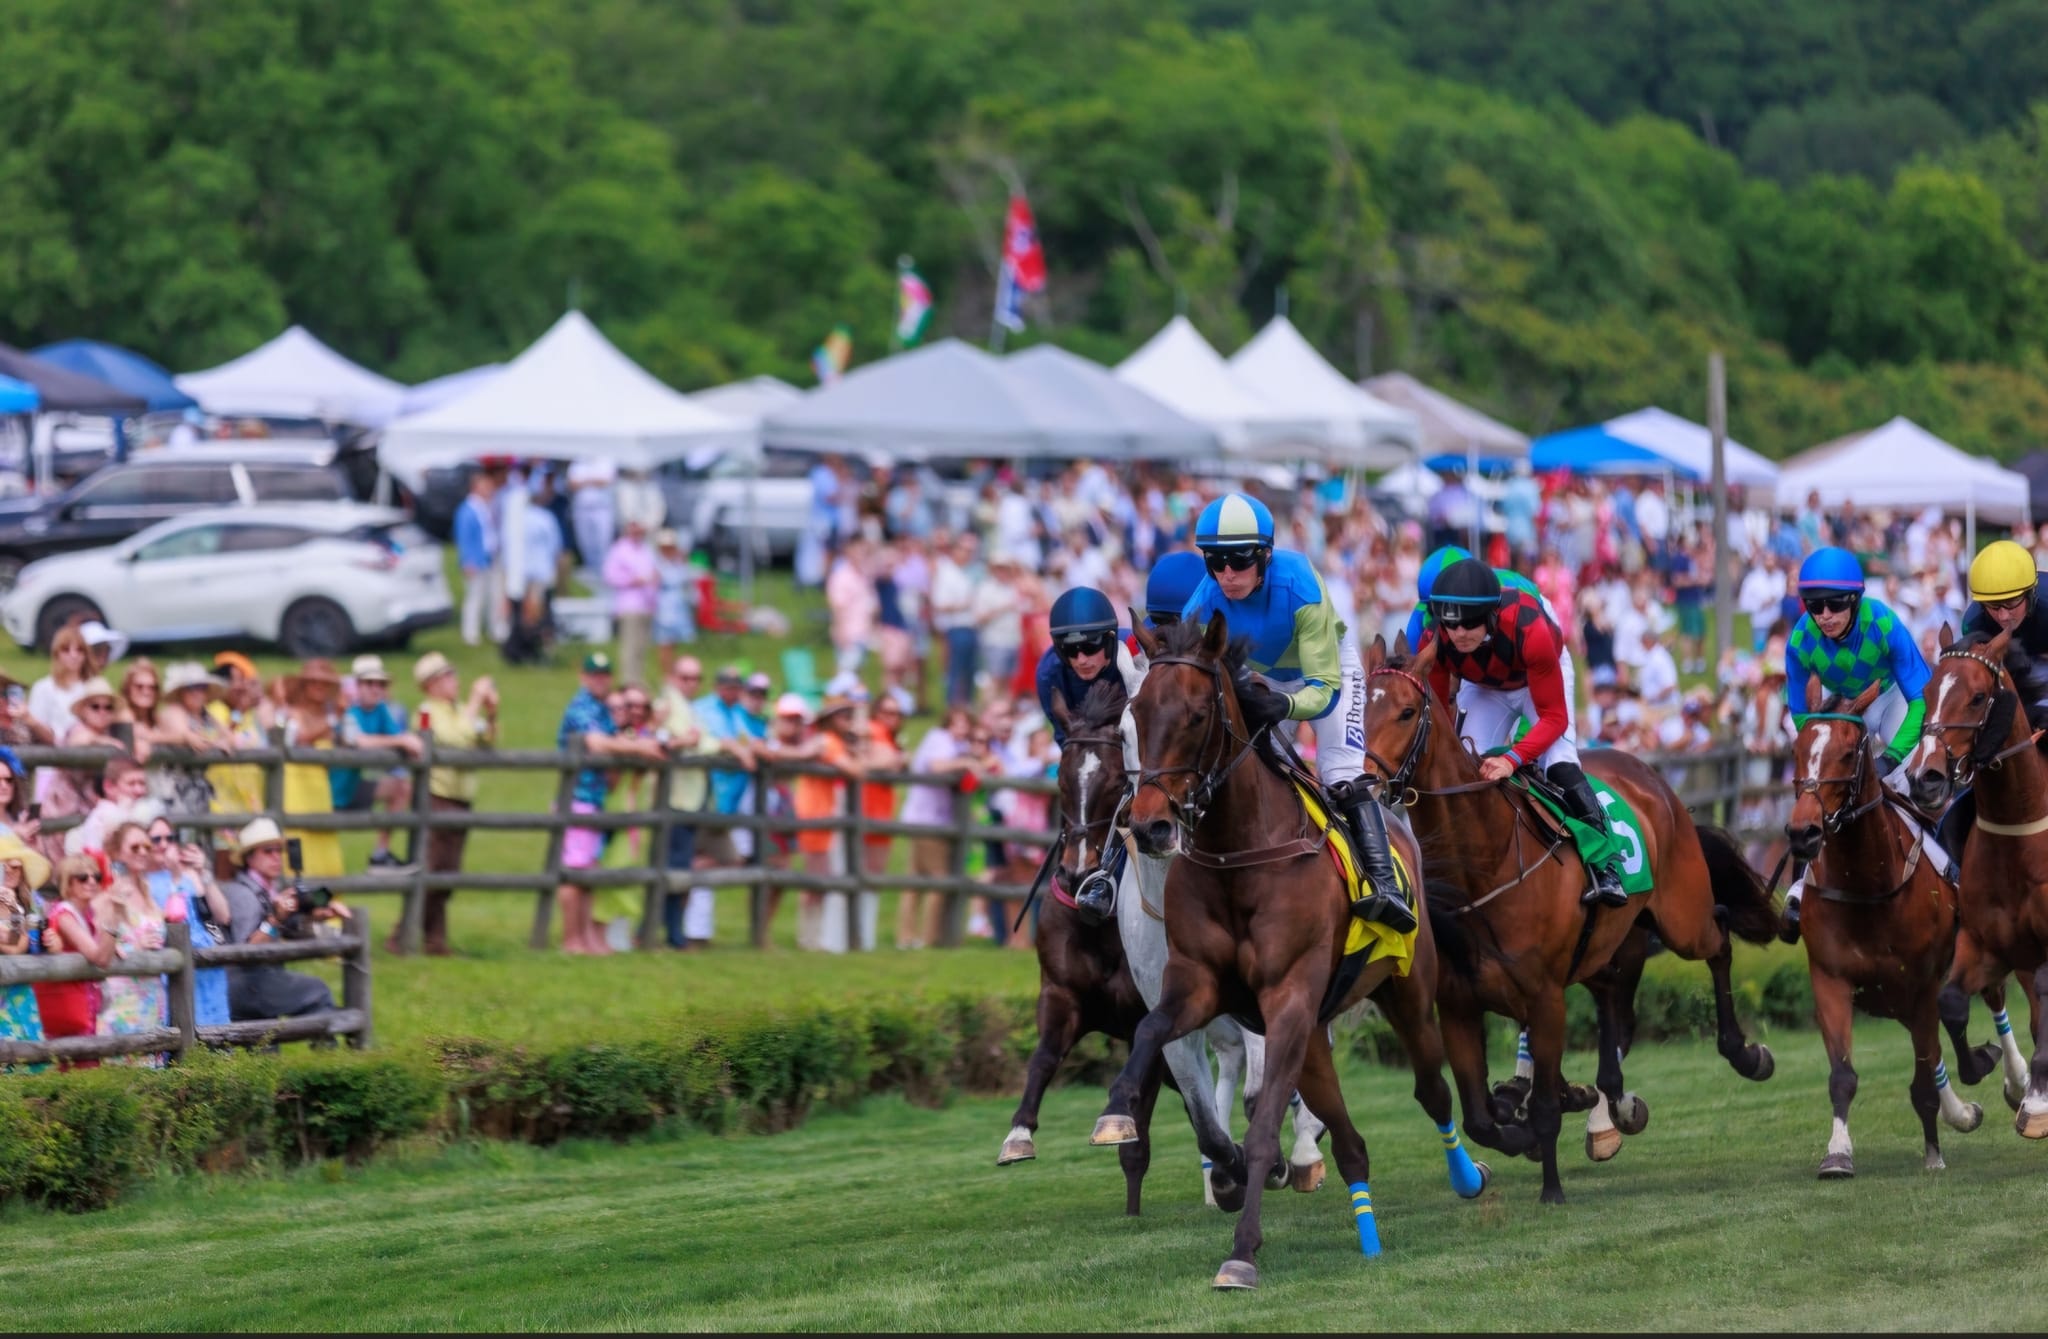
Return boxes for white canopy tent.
[1115,316,1321,453]
[176,326,408,427]
[1002,344,1219,460]
[1602,407,1780,488]
[690,375,802,433]
[1361,371,1529,463]
[399,364,504,418]
[1776,416,2031,551]
[765,338,1214,460]
[377,311,750,491]
[1226,316,1420,467]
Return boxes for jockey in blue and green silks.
[1779,545,1937,939]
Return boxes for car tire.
[35,595,104,653]
[280,597,357,659]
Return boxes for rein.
[1793,711,1928,904]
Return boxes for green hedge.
[2,963,1816,1215]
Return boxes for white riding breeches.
[1310,629,1368,788]
[1455,648,1581,773]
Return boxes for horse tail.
[1695,824,1779,946]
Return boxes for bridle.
[1792,711,1883,835]
[1054,724,1131,900]
[1923,646,2039,790]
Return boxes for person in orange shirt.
[782,696,866,950]
[860,695,906,939]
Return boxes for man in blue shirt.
[332,655,421,869]
[554,652,667,954]
[454,470,499,647]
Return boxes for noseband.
[1361,665,1430,806]
[1133,653,1258,841]
[1793,711,1881,835]
[1056,725,1130,891]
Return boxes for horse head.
[1786,677,1881,862]
[1128,611,1242,857]
[1360,630,1443,802]
[1052,679,1132,899]
[1909,622,2020,810]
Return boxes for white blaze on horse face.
[1074,751,1100,869]
[1805,722,1832,790]
[1827,1115,1852,1158]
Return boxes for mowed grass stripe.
[3,1020,2044,1332]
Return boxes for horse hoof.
[1613,1093,1650,1137]
[1492,1076,1532,1102]
[1289,1159,1327,1194]
[1213,1260,1259,1291]
[1748,1045,1775,1083]
[2015,1103,2048,1140]
[2005,1081,2026,1113]
[1586,1127,1623,1162]
[1538,1184,1566,1206]
[1471,1161,1492,1196]
[1563,1082,1600,1112]
[1818,1152,1855,1179]
[1924,1148,1948,1172]
[1091,1114,1139,1146]
[1212,1179,1247,1215]
[1947,1102,1984,1135]
[997,1136,1036,1165]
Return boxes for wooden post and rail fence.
[1,738,1798,1045]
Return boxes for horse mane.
[1074,677,1127,731]
[1956,630,2048,731]
[1151,617,1252,678]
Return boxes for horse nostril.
[1137,818,1174,851]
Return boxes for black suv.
[0,451,352,590]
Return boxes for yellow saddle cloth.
[1292,778,1419,980]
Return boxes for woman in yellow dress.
[276,660,345,879]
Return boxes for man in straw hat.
[334,655,422,872]
[407,652,498,955]
[220,818,336,1021]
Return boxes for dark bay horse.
[1786,680,1985,1178]
[1088,615,1478,1291]
[1907,626,2048,1137]
[1360,634,1779,1204]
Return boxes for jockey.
[1779,545,1935,938]
[1965,538,2048,657]
[1420,558,1625,907]
[1143,550,1208,629]
[1181,493,1416,934]
[1404,544,1557,650]
[1036,585,1139,921]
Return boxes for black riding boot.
[1072,842,1123,925]
[1337,785,1417,934]
[1549,762,1627,907]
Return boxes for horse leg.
[2007,974,2041,1112]
[1814,971,1858,1178]
[1001,987,1082,1164]
[1442,999,1535,1158]
[1168,1028,1236,1209]
[1203,1023,1249,1205]
[1583,978,1631,1163]
[1376,972,1488,1198]
[2019,963,2048,1140]
[1294,1026,1383,1258]
[1653,858,1773,1082]
[1524,990,1570,1204]
[1285,1086,1329,1193]
[1214,996,1312,1291]
[1925,989,1983,1147]
[1096,979,1248,1207]
[1119,1049,1166,1216]
[1939,979,2003,1086]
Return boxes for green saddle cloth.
[1510,771,1655,897]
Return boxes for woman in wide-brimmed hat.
[41,678,125,825]
[147,662,231,823]
[0,831,52,1069]
[275,660,344,879]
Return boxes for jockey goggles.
[1429,600,1492,629]
[1801,592,1858,617]
[1057,631,1117,660]
[1203,548,1267,573]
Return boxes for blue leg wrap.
[1348,1181,1382,1257]
[1516,1031,1533,1065]
[1934,1060,1951,1092]
[1996,1008,2015,1038]
[1438,1121,1484,1198]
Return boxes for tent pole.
[1707,352,1732,666]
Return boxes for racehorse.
[1907,626,2048,1137]
[1044,680,1329,1209]
[1785,679,1987,1178]
[1088,615,1479,1291]
[1359,634,1779,1204]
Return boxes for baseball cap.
[745,671,773,693]
[774,692,811,721]
[1590,665,1618,690]
[583,652,614,675]
[715,665,744,685]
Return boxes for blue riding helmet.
[1416,545,1474,602]
[1797,546,1866,593]
[1144,551,1207,617]
[1049,586,1118,644]
[1194,493,1274,550]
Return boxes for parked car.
[0,446,358,591]
[1,502,452,657]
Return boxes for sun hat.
[79,621,130,663]
[812,694,858,723]
[163,662,215,696]
[213,651,258,681]
[413,651,455,688]
[774,693,811,722]
[351,654,391,683]
[73,677,117,707]
[0,831,52,892]
[233,817,285,864]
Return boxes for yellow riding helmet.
[1970,539,2038,604]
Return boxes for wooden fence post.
[166,920,196,1062]
[748,760,771,949]
[837,771,862,952]
[343,905,373,1049]
[640,753,677,950]
[397,733,435,954]
[938,781,971,949]
[262,726,287,828]
[531,738,580,950]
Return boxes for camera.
[283,836,333,911]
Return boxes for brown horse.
[1907,626,2048,1137]
[1785,679,1986,1177]
[1087,614,1466,1290]
[1359,634,1779,1204]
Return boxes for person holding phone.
[0,676,54,749]
[138,815,230,1027]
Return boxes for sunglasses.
[150,834,175,846]
[1058,635,1115,660]
[1430,604,1489,629]
[69,872,102,885]
[1985,594,2029,614]
[1203,549,1265,573]
[1803,594,1858,616]
[79,701,114,713]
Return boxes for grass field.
[2,1018,2043,1332]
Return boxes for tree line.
[2,0,2044,458]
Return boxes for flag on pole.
[895,258,933,347]
[811,324,852,384]
[993,193,1046,333]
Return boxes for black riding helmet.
[1429,558,1503,631]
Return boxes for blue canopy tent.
[1529,424,1673,475]
[29,339,195,412]
[0,374,37,414]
